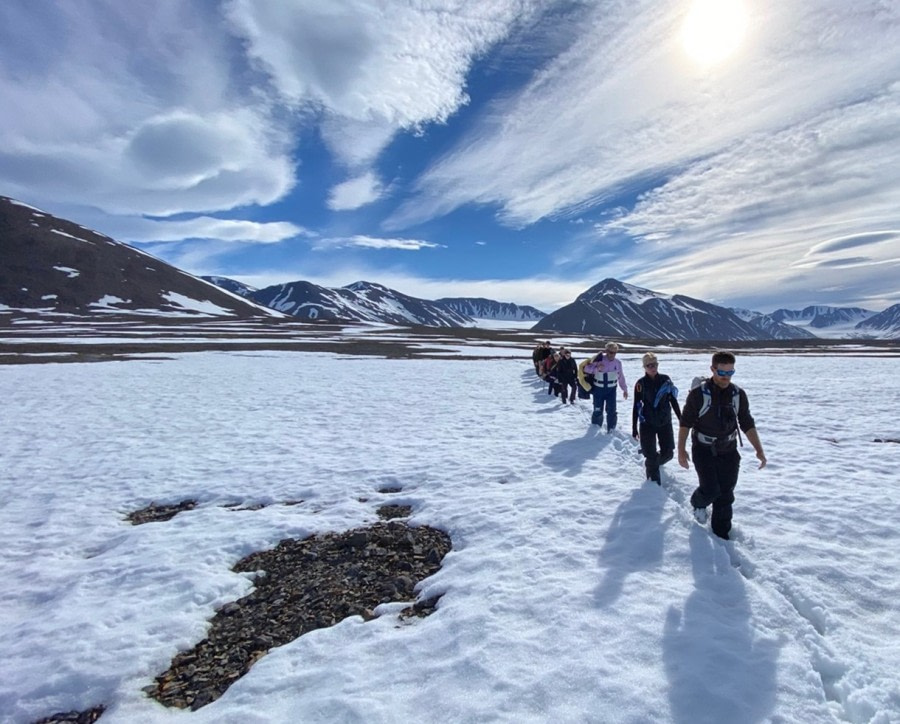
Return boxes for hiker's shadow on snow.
[531,388,561,406]
[662,528,780,724]
[542,426,606,476]
[593,483,668,607]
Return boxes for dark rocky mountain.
[533,278,809,341]
[201,275,257,298]
[854,303,900,339]
[434,297,545,321]
[249,280,473,326]
[0,196,282,319]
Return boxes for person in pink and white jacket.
[578,341,628,431]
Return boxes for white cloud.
[224,0,544,167]
[0,2,295,220]
[110,217,305,245]
[390,1,900,230]
[312,235,443,251]
[591,89,900,310]
[327,172,384,211]
[380,0,900,309]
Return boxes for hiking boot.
[692,507,708,525]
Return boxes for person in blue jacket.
[631,352,682,484]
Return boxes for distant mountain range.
[200,278,546,326]
[246,279,473,327]
[533,278,899,341]
[2,195,898,339]
[0,196,281,319]
[433,297,545,321]
[533,279,813,342]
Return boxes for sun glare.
[681,0,748,67]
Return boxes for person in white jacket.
[578,341,628,431]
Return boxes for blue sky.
[2,0,899,313]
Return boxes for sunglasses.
[715,369,736,377]
[644,363,658,368]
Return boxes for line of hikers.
[532,341,767,541]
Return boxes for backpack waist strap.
[695,430,738,446]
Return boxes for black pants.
[689,444,740,538]
[638,422,675,482]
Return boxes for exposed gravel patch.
[32,706,105,724]
[376,504,413,520]
[125,500,197,524]
[146,521,452,711]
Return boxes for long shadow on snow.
[542,425,607,476]
[593,481,669,607]
[662,527,780,724]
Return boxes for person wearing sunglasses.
[677,351,767,540]
[631,353,682,484]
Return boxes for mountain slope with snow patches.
[0,197,283,319]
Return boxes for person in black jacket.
[555,349,579,404]
[677,351,767,540]
[632,353,682,484]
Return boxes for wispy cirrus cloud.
[311,235,443,251]
[382,1,900,309]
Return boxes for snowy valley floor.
[1,345,899,723]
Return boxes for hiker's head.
[605,342,619,356]
[710,351,736,387]
[642,352,659,376]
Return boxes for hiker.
[543,352,561,396]
[677,351,767,540]
[531,343,544,375]
[578,342,628,430]
[535,341,553,378]
[555,349,579,404]
[631,353,682,484]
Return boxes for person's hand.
[623,390,629,399]
[756,451,767,469]
[632,432,639,441]
[678,450,690,469]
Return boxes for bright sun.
[681,0,748,67]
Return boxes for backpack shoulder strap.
[730,383,741,415]
[698,381,713,417]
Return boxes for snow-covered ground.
[1,350,898,723]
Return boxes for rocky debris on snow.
[398,594,442,620]
[147,521,451,710]
[377,504,413,520]
[378,485,404,493]
[873,438,899,443]
[127,499,309,524]
[32,706,105,724]
[125,500,196,524]
[222,500,304,512]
